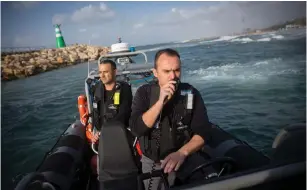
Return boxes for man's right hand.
[158,80,177,104]
[141,80,178,129]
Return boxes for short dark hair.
[100,59,117,70]
[154,48,180,69]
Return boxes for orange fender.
[78,95,88,126]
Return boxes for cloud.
[162,2,228,24]
[12,2,39,9]
[71,3,115,24]
[79,28,87,33]
[52,14,68,25]
[52,3,115,25]
[133,1,305,37]
[133,23,144,29]
[132,3,224,28]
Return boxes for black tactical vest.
[140,82,194,162]
[92,81,122,131]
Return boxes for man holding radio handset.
[129,48,212,189]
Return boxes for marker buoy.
[54,24,66,48]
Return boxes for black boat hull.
[15,122,306,190]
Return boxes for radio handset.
[164,79,180,103]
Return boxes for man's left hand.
[160,151,187,173]
[92,132,100,144]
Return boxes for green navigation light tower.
[54,24,66,48]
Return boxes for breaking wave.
[186,58,302,82]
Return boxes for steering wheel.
[183,157,237,183]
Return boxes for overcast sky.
[1,1,306,48]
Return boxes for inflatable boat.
[15,41,306,190]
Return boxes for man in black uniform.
[90,59,133,143]
[89,59,133,180]
[129,48,212,189]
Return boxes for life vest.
[79,79,126,143]
[137,81,194,161]
[92,81,123,131]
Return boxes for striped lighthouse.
[54,24,66,48]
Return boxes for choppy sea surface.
[2,28,306,189]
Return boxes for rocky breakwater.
[1,44,110,81]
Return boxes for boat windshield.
[117,72,155,95]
